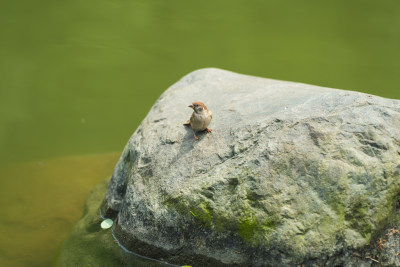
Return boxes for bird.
[183,101,212,140]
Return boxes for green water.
[0,153,119,266]
[0,0,399,266]
[1,0,400,165]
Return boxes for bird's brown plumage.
[184,101,212,140]
[192,101,208,110]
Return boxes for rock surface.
[101,68,400,266]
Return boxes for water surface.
[1,0,399,164]
[0,153,119,266]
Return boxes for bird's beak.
[188,104,194,109]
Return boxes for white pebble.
[101,218,113,229]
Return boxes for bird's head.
[189,102,208,113]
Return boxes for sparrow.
[183,101,212,140]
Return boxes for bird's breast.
[190,112,211,131]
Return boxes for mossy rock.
[100,68,400,266]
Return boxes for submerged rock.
[57,179,173,267]
[101,68,400,266]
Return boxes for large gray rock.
[101,68,400,266]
